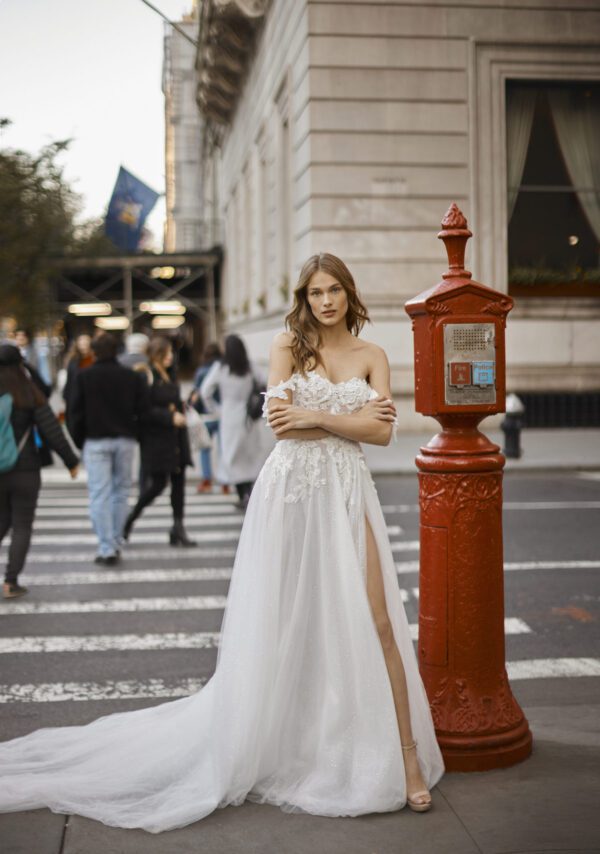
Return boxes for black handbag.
[246,376,266,422]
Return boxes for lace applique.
[293,372,371,415]
[261,377,296,419]
[259,436,372,505]
[258,371,383,502]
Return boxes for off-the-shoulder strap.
[261,376,296,419]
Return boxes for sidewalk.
[4,693,599,853]
[364,427,600,475]
[41,427,600,484]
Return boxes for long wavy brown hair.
[284,253,370,373]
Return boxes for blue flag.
[105,167,159,252]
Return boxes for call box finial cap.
[438,203,472,280]
[441,202,469,230]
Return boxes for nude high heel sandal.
[401,741,432,812]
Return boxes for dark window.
[506,81,600,297]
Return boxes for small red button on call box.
[449,362,471,386]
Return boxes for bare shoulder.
[268,331,295,381]
[271,330,295,351]
[364,341,389,370]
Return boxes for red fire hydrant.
[405,203,533,771]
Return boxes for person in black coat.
[0,344,79,599]
[123,336,196,547]
[69,333,148,565]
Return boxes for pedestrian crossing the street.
[0,485,598,709]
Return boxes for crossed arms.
[264,334,397,447]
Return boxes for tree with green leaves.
[0,120,120,330]
[0,119,81,328]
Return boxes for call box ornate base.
[416,417,533,772]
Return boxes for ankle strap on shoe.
[401,740,417,751]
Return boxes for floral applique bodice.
[258,371,379,504]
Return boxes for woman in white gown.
[0,253,444,833]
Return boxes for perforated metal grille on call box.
[452,326,488,351]
[443,322,496,406]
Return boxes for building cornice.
[195,0,269,131]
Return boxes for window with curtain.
[506,81,600,297]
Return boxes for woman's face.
[77,334,91,356]
[162,346,174,369]
[306,271,348,327]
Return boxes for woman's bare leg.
[365,516,431,805]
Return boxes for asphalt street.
[0,470,599,853]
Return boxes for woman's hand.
[267,403,321,435]
[173,412,187,428]
[356,395,397,423]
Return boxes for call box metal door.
[443,323,496,406]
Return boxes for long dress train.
[0,371,445,833]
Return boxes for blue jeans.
[199,420,219,480]
[83,437,136,557]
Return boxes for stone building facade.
[196,0,600,427]
[163,4,204,252]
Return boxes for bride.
[0,253,444,833]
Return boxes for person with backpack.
[0,344,79,599]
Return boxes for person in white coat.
[200,335,267,508]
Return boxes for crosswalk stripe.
[503,501,600,510]
[0,632,221,654]
[1,657,598,703]
[34,493,600,511]
[506,657,600,680]
[2,548,239,563]
[34,505,238,518]
[32,487,238,507]
[0,677,209,703]
[501,560,600,571]
[19,568,409,590]
[17,558,600,579]
[381,502,600,513]
[503,618,533,634]
[396,561,420,574]
[390,541,419,552]
[11,531,243,546]
[395,560,600,574]
[4,525,405,546]
[0,592,529,635]
[32,515,243,531]
[2,596,228,615]
[21,568,235,585]
[0,617,530,655]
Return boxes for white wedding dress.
[0,371,444,833]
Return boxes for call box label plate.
[472,361,495,386]
[449,362,472,386]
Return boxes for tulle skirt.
[0,436,444,832]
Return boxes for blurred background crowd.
[0,327,269,598]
